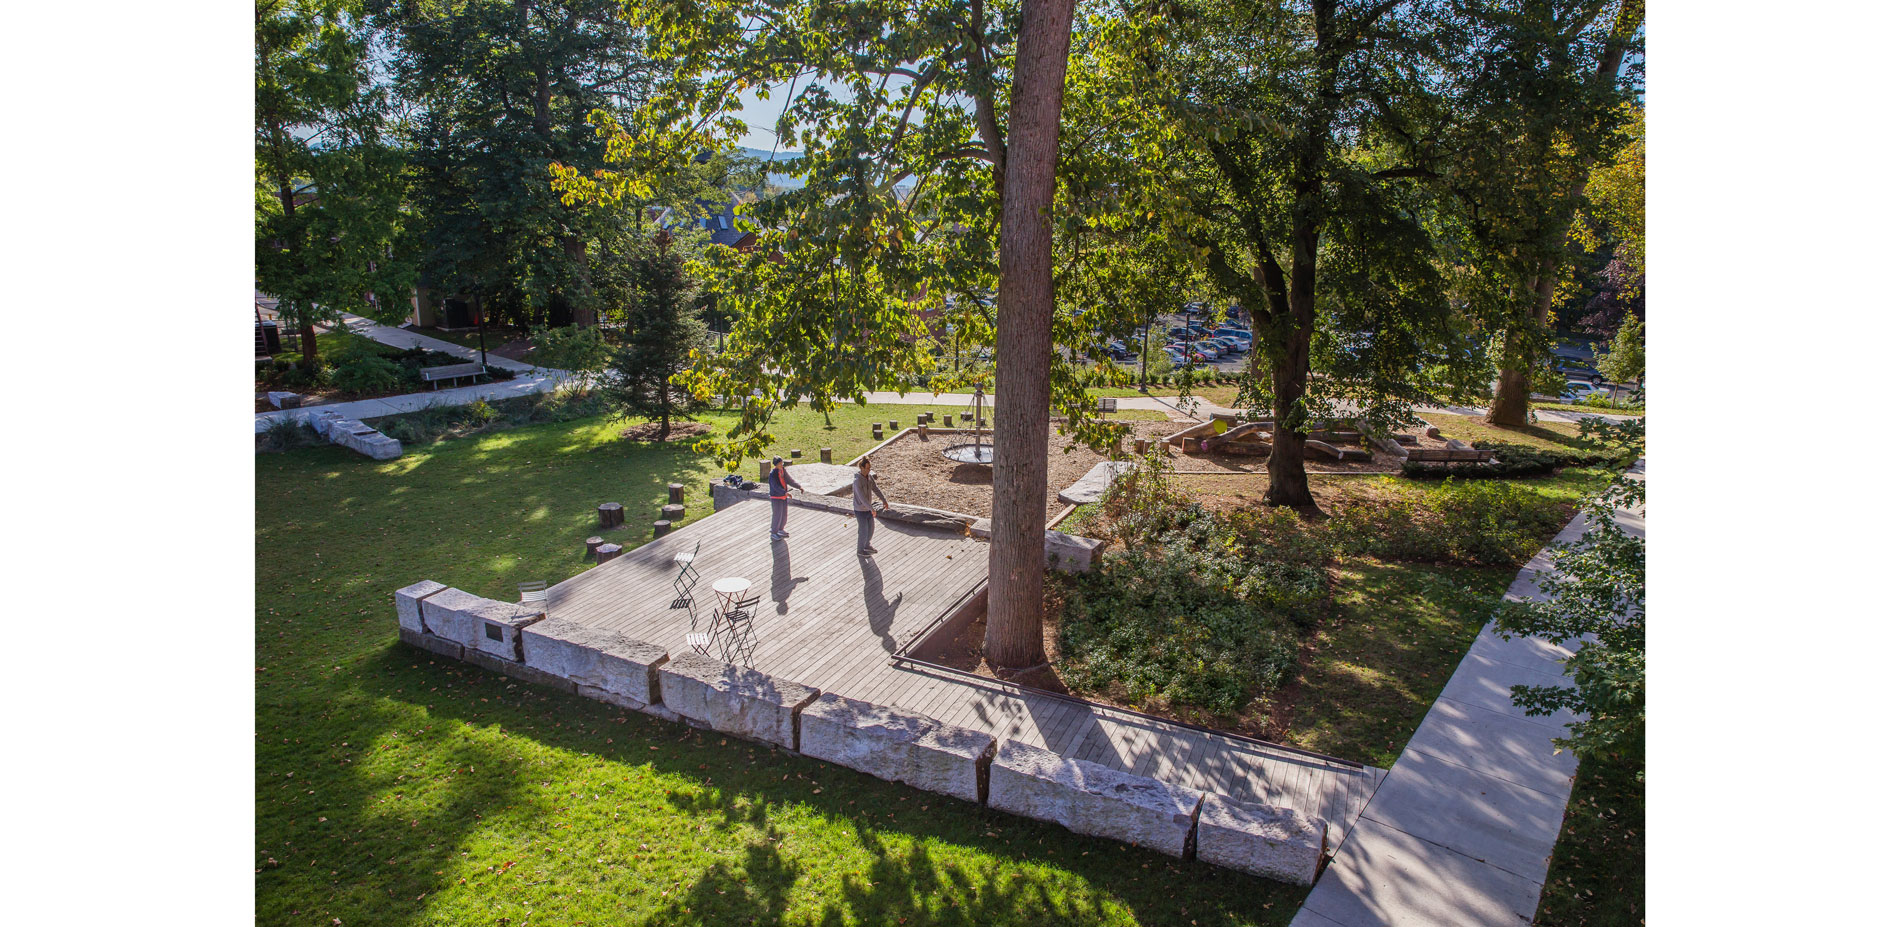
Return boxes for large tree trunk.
[565,235,595,326]
[1266,206,1320,508]
[1486,0,1641,425]
[983,0,1077,673]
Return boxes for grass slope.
[1535,752,1645,925]
[257,405,1310,926]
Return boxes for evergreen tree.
[605,231,707,440]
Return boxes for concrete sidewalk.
[1292,463,1644,927]
[334,313,540,373]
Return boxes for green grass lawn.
[257,404,1311,926]
[1421,412,1590,457]
[1531,400,1645,417]
[1535,752,1645,926]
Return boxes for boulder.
[785,462,860,498]
[520,618,670,709]
[1044,529,1104,573]
[986,740,1203,858]
[1193,793,1328,885]
[1056,460,1137,505]
[394,580,448,634]
[266,391,302,409]
[881,503,978,531]
[798,694,996,804]
[418,587,546,662]
[657,651,819,750]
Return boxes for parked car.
[1191,344,1221,362]
[1558,363,1603,384]
[1163,346,1189,366]
[1561,380,1610,400]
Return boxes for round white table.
[710,576,753,614]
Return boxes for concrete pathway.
[1291,461,1644,927]
[256,314,571,430]
[333,313,541,372]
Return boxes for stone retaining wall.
[393,578,1327,883]
[305,409,403,460]
[799,694,995,804]
[658,651,820,750]
[988,740,1205,858]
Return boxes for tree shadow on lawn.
[294,645,1311,927]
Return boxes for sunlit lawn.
[256,403,1311,926]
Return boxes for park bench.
[420,362,488,389]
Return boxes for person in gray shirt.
[851,457,891,555]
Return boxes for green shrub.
[281,361,329,390]
[330,354,405,394]
[1330,479,1566,567]
[1057,459,1327,714]
[1401,442,1624,481]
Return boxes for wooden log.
[595,543,623,563]
[597,503,624,528]
[1133,438,1151,455]
[872,424,884,439]
[820,447,832,463]
[667,483,685,504]
[585,536,605,556]
[661,504,686,522]
[789,449,802,459]
[653,520,672,538]
[759,460,772,481]
[887,419,900,430]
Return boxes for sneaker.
[860,546,877,555]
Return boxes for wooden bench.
[420,362,488,389]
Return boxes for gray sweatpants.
[856,509,875,551]
[771,497,789,534]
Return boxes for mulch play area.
[867,419,1433,520]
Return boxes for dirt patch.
[619,420,712,443]
[868,422,1183,520]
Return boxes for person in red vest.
[765,456,803,540]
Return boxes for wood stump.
[789,449,802,459]
[923,412,935,423]
[759,460,772,481]
[667,483,685,505]
[960,412,973,422]
[1133,438,1151,455]
[917,414,929,426]
[597,503,624,528]
[652,520,672,538]
[585,536,605,557]
[661,504,685,523]
[887,419,899,430]
[820,447,832,463]
[918,425,930,439]
[595,543,623,563]
[872,424,884,439]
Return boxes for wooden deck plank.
[532,497,1391,840]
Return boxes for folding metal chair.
[518,580,549,615]
[670,540,702,609]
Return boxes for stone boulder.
[520,618,670,710]
[798,694,996,803]
[881,503,978,531]
[1056,461,1136,506]
[1194,793,1328,885]
[419,587,546,662]
[657,651,819,750]
[785,462,860,498]
[1044,529,1104,573]
[395,580,448,634]
[986,740,1204,857]
[266,391,302,409]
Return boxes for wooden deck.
[546,497,1385,853]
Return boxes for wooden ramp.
[546,497,1385,853]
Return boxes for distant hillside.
[737,147,805,190]
[734,146,917,194]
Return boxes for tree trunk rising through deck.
[984,0,1077,672]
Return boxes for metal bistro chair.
[714,594,763,665]
[518,580,549,616]
[671,540,702,609]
